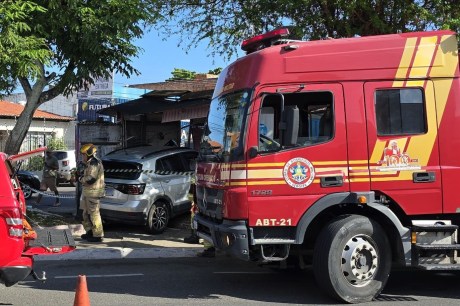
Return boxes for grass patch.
[25,210,80,227]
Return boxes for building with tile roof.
[0,100,75,152]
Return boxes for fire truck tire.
[146,201,170,234]
[312,215,391,303]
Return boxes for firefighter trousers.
[80,194,104,238]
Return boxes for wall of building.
[0,118,75,152]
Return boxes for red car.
[0,147,75,287]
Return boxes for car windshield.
[200,90,251,162]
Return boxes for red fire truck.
[194,28,460,303]
[0,147,75,287]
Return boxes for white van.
[52,150,76,186]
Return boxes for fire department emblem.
[283,157,315,189]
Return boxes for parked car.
[1,148,75,287]
[51,150,76,186]
[17,170,40,200]
[100,146,198,234]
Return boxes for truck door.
[364,80,442,214]
[246,83,349,228]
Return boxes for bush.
[47,138,67,150]
[24,156,44,171]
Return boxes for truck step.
[415,243,460,251]
[417,263,460,270]
[412,224,458,233]
[29,228,76,248]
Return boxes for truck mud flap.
[23,228,76,256]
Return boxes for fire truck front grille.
[196,186,224,219]
[252,227,296,240]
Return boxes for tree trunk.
[4,95,41,155]
[4,74,48,155]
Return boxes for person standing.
[182,155,215,257]
[183,191,200,244]
[79,144,105,243]
[185,191,216,257]
[35,149,60,206]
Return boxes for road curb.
[35,246,202,261]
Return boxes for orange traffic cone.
[73,275,90,306]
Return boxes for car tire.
[21,183,33,200]
[146,201,170,234]
[312,215,391,303]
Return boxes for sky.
[114,30,241,87]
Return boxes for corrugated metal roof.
[99,78,215,119]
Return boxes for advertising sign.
[77,73,114,99]
[77,99,114,122]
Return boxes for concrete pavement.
[27,186,206,262]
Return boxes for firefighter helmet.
[80,143,96,156]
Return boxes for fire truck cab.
[194,29,460,303]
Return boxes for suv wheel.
[146,201,170,234]
[21,183,33,199]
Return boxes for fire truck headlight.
[220,232,236,248]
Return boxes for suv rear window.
[53,152,68,159]
[103,160,143,180]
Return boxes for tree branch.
[18,77,32,98]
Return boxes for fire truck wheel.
[312,215,391,303]
[146,201,170,234]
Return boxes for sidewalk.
[34,223,205,262]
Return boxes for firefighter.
[79,144,105,242]
[195,209,216,257]
[187,198,216,257]
[183,184,200,244]
[182,155,215,257]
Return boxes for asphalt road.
[2,258,460,306]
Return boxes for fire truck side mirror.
[248,146,258,159]
[282,105,299,147]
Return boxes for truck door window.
[375,88,426,135]
[259,91,334,153]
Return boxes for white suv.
[52,150,76,186]
[100,146,197,234]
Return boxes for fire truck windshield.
[200,90,251,162]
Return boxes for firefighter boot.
[86,236,103,243]
[184,230,200,244]
[80,230,93,240]
[197,247,216,258]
